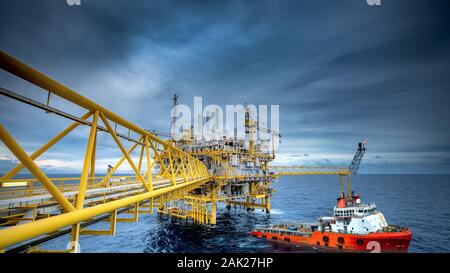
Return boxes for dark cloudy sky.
[0,0,449,174]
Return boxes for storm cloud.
[0,0,449,174]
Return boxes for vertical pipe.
[167,150,177,185]
[145,136,153,191]
[90,127,97,186]
[137,144,145,173]
[70,224,80,248]
[149,198,153,214]
[71,111,99,246]
[75,111,99,209]
[210,202,217,225]
[110,210,117,235]
[133,203,139,222]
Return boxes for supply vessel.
[250,192,412,252]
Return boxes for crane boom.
[348,139,367,174]
[256,121,282,138]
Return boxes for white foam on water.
[268,208,284,215]
[254,208,284,215]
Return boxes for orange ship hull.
[250,229,412,252]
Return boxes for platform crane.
[244,105,281,159]
[338,139,368,202]
[256,124,281,159]
[348,139,368,174]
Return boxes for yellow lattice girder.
[0,50,210,251]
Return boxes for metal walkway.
[0,50,210,252]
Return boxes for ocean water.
[37,174,450,253]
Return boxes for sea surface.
[27,174,450,253]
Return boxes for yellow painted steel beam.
[98,140,141,185]
[90,124,97,185]
[137,144,145,173]
[193,158,201,179]
[99,112,150,192]
[148,140,169,177]
[186,157,195,178]
[166,149,177,185]
[145,136,153,191]
[0,125,75,212]
[75,110,99,209]
[0,111,92,181]
[173,154,188,181]
[0,177,210,249]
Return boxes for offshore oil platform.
[0,51,364,253]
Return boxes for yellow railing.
[0,175,144,199]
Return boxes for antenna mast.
[170,94,179,140]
